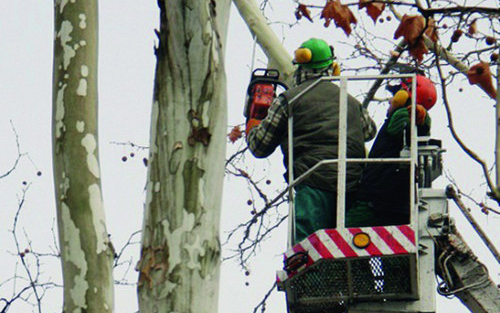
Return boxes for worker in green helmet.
[245,38,377,244]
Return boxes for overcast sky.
[0,1,499,313]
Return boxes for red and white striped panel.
[277,225,416,283]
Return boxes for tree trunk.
[52,1,114,313]
[137,1,230,312]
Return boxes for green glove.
[387,107,432,137]
[386,108,410,136]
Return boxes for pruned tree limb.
[232,0,296,85]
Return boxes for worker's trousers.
[294,184,355,244]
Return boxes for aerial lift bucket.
[276,75,445,313]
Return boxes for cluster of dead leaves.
[466,62,498,99]
[394,15,438,63]
[296,0,386,36]
[294,2,497,100]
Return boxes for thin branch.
[0,121,26,179]
[252,281,277,313]
[434,49,499,201]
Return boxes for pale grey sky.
[0,1,498,313]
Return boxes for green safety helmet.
[293,38,335,70]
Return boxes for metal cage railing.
[285,74,419,247]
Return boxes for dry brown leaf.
[321,0,357,36]
[296,4,314,22]
[468,19,478,36]
[466,62,497,99]
[394,14,437,62]
[359,0,385,24]
[228,125,243,143]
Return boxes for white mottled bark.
[52,1,114,312]
[137,1,230,312]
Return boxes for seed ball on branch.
[247,199,253,205]
[451,29,463,43]
[491,53,499,62]
[122,156,127,162]
[485,36,496,46]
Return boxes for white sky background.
[0,1,499,313]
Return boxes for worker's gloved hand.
[407,104,427,125]
[245,118,261,136]
[386,108,409,136]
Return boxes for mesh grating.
[351,256,412,296]
[289,260,349,299]
[285,255,415,312]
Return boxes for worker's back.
[280,79,365,192]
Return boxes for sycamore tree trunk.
[52,1,114,313]
[137,1,230,312]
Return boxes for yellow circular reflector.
[353,232,371,249]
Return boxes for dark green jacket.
[280,79,365,192]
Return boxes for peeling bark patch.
[59,172,70,200]
[81,134,100,178]
[76,79,87,96]
[187,110,211,146]
[199,239,220,279]
[149,101,159,154]
[183,159,205,216]
[76,121,85,133]
[187,126,211,146]
[77,66,89,96]
[59,0,70,13]
[57,20,76,71]
[158,210,196,296]
[81,65,89,77]
[88,184,108,254]
[78,13,87,29]
[55,83,68,138]
[61,203,88,311]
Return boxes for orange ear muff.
[294,48,312,64]
[332,62,341,76]
[391,89,409,109]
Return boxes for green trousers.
[294,185,356,244]
[294,185,336,244]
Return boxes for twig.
[253,281,277,313]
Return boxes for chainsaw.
[243,68,288,120]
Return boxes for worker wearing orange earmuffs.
[346,74,437,227]
[246,38,377,244]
